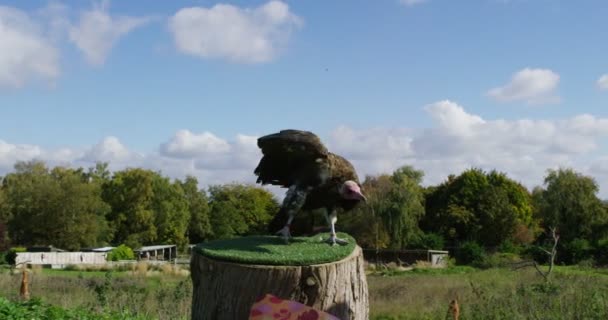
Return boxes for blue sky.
[1,0,608,197]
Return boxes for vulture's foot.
[276,226,292,244]
[325,234,348,246]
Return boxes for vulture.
[254,129,367,245]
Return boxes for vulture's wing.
[254,130,330,187]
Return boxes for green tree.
[102,168,157,248]
[179,176,211,243]
[3,161,110,250]
[0,182,10,250]
[422,168,536,247]
[106,244,135,261]
[208,184,279,239]
[340,175,392,250]
[151,174,190,249]
[342,165,425,250]
[384,166,425,249]
[533,168,608,255]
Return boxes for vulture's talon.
[325,234,348,246]
[276,226,292,243]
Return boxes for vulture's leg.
[276,185,308,243]
[324,210,348,246]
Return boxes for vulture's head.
[340,180,367,202]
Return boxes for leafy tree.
[179,176,211,243]
[0,182,9,250]
[102,168,157,248]
[422,168,536,247]
[86,162,111,183]
[106,244,135,261]
[3,161,111,250]
[151,175,190,249]
[342,165,425,250]
[207,184,279,239]
[533,168,608,261]
[383,166,425,249]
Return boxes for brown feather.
[255,129,365,235]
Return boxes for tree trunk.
[190,246,369,320]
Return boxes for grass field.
[2,264,608,319]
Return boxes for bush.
[593,238,608,266]
[411,233,445,250]
[0,297,145,319]
[498,240,523,254]
[456,241,486,265]
[477,252,522,269]
[106,244,134,261]
[521,245,550,264]
[5,247,26,265]
[563,238,592,265]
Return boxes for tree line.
[1,160,607,266]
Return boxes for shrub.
[593,238,608,266]
[563,238,592,265]
[521,245,550,264]
[411,233,445,250]
[477,252,522,269]
[456,241,486,265]
[106,244,135,261]
[498,240,523,254]
[5,247,26,265]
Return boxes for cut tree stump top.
[193,232,357,266]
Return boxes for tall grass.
[2,264,608,319]
[0,264,192,320]
[369,266,608,319]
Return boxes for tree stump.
[190,233,369,320]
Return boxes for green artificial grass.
[194,232,357,266]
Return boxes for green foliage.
[497,240,522,254]
[344,165,425,250]
[562,238,593,265]
[2,161,111,250]
[409,232,444,250]
[593,238,608,265]
[0,297,145,320]
[106,245,135,261]
[179,176,211,243]
[5,246,26,265]
[150,175,190,249]
[207,183,279,239]
[534,168,608,244]
[422,168,536,247]
[456,241,486,265]
[0,185,9,251]
[102,168,157,249]
[476,252,522,269]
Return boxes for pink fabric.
[249,294,341,320]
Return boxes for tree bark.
[190,246,369,320]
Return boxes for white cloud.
[0,6,60,88]
[160,130,231,158]
[69,0,151,65]
[487,68,560,105]
[329,100,608,198]
[328,126,413,161]
[168,0,302,63]
[0,140,43,168]
[3,104,608,199]
[399,0,428,6]
[597,74,608,91]
[80,136,141,163]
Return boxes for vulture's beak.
[358,192,367,202]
